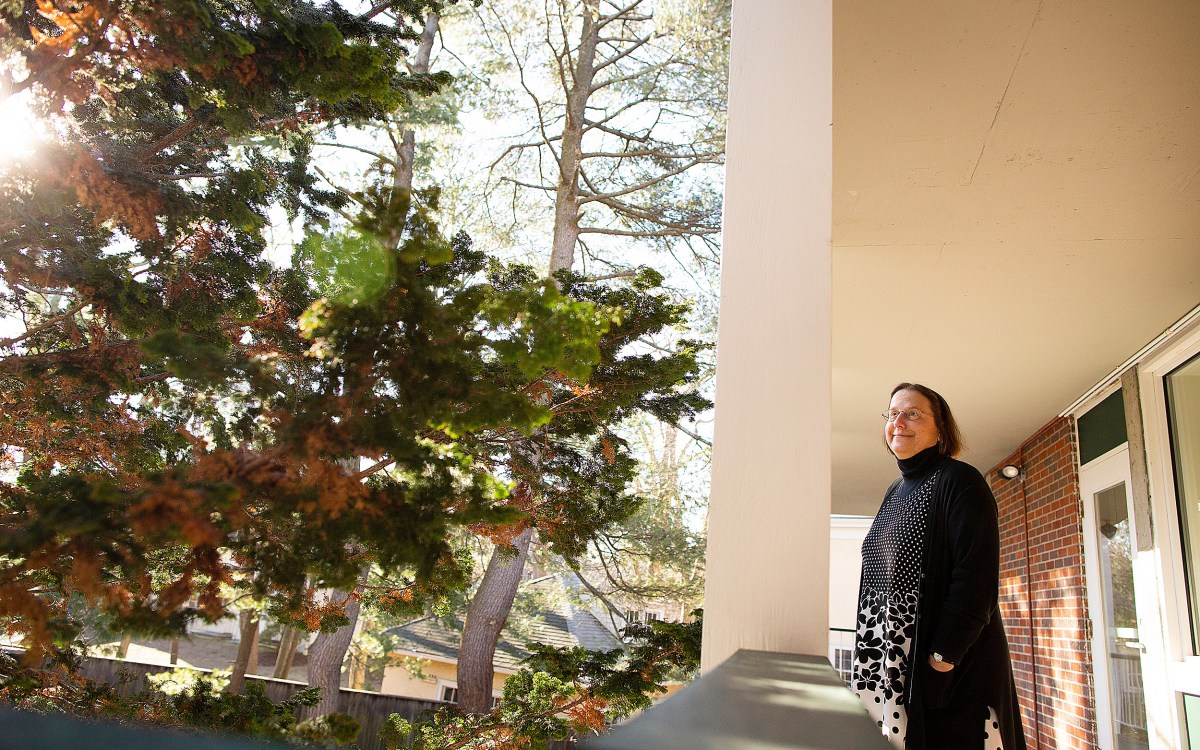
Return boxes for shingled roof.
[383,575,624,673]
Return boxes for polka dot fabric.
[854,470,937,748]
[853,468,1006,750]
[985,706,1005,750]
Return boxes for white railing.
[829,627,855,685]
[1111,653,1147,733]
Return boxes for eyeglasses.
[882,408,929,423]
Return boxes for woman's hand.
[928,654,954,672]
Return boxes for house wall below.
[990,417,1097,750]
[380,655,687,707]
[379,657,511,702]
[829,516,872,632]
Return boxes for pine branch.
[592,33,653,74]
[591,59,672,94]
[0,301,88,349]
[139,106,214,159]
[569,566,627,619]
[673,422,711,448]
[595,0,650,30]
[580,146,711,159]
[581,117,650,143]
[579,226,713,238]
[314,141,396,167]
[353,457,396,480]
[499,176,557,193]
[486,136,563,171]
[359,0,394,20]
[580,271,637,282]
[577,155,714,204]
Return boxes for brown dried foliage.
[565,695,607,733]
[65,148,163,240]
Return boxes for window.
[1166,351,1200,650]
[1079,389,1127,464]
[625,609,664,624]
[438,682,499,707]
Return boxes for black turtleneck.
[895,445,945,497]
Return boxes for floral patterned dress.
[853,468,1005,750]
[853,470,937,747]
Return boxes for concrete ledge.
[586,650,891,750]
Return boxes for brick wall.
[988,417,1097,750]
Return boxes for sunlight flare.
[0,91,40,162]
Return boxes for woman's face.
[885,389,941,459]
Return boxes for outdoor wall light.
[1000,464,1023,480]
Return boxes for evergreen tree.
[441,0,726,712]
[0,0,613,674]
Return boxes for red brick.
[990,417,1095,750]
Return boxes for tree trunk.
[350,641,368,690]
[247,618,260,676]
[380,11,437,250]
[117,634,131,659]
[169,634,180,665]
[457,526,534,714]
[547,0,600,274]
[272,626,300,679]
[227,608,259,694]
[303,588,363,718]
[291,14,441,711]
[457,1,598,716]
[394,13,438,197]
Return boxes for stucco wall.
[380,657,507,701]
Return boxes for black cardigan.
[881,448,1028,750]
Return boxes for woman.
[853,383,1026,750]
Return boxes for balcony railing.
[585,649,891,750]
[1112,652,1147,734]
[828,627,855,685]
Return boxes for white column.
[701,0,833,671]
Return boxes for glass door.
[1083,448,1151,750]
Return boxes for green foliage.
[146,666,231,696]
[294,711,361,746]
[380,712,415,750]
[2,2,714,749]
[377,611,703,748]
[0,0,622,663]
[522,611,704,719]
[0,652,340,745]
[146,672,322,739]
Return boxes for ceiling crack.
[965,0,1045,186]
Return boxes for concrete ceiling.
[831,0,1200,515]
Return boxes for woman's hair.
[887,382,965,457]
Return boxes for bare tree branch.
[0,301,89,349]
[577,156,714,204]
[499,176,557,193]
[592,32,653,73]
[591,59,673,94]
[314,141,395,166]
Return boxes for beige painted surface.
[701,0,833,671]
[830,0,1200,514]
[828,516,871,632]
[379,656,507,701]
[380,653,686,705]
